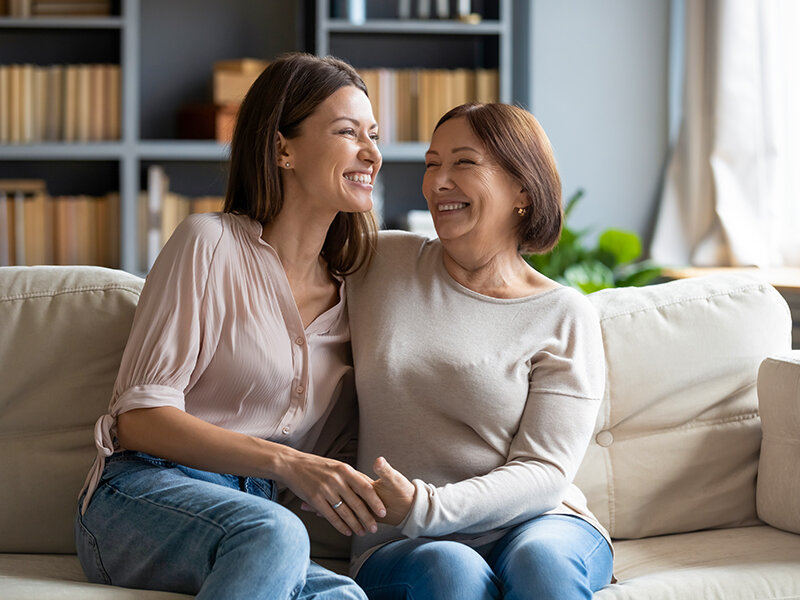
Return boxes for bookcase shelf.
[0,17,124,29]
[1,0,527,272]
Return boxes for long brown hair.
[434,103,562,254]
[224,52,378,274]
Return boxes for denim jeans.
[75,451,366,600]
[355,514,613,600]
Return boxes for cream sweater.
[347,231,610,572]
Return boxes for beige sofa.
[1,265,799,599]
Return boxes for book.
[9,65,22,144]
[101,191,119,267]
[20,64,34,144]
[76,65,91,142]
[104,64,120,140]
[161,191,190,247]
[22,185,52,265]
[53,196,78,265]
[146,165,168,270]
[62,65,78,142]
[32,67,47,142]
[0,66,9,144]
[88,64,104,141]
[44,65,63,141]
[0,191,13,266]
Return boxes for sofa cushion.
[0,266,144,553]
[595,526,800,599]
[756,352,800,535]
[578,275,792,539]
[0,554,188,599]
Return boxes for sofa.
[1,265,799,599]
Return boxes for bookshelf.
[1,0,526,272]
[0,0,299,274]
[316,0,514,226]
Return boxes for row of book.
[1,0,112,18]
[358,68,499,144]
[0,63,121,144]
[0,180,119,267]
[139,165,224,271]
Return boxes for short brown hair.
[434,103,562,254]
[224,53,378,274]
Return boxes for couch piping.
[598,284,784,322]
[0,284,142,304]
[608,410,760,443]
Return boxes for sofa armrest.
[757,352,800,534]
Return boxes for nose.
[358,135,381,167]
[430,166,454,192]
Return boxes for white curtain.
[651,0,800,267]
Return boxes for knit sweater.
[347,231,610,573]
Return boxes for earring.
[284,162,290,168]
[516,206,528,216]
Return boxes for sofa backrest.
[0,266,143,553]
[578,274,792,539]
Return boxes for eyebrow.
[330,117,379,130]
[425,146,480,156]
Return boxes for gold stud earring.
[516,207,528,216]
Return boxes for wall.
[526,0,671,250]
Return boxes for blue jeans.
[355,514,613,600]
[75,451,366,600]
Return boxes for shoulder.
[374,230,434,258]
[170,212,226,247]
[533,286,602,335]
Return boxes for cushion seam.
[0,424,93,441]
[598,285,777,322]
[608,410,759,442]
[0,284,142,305]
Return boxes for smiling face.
[423,116,528,253]
[280,85,382,216]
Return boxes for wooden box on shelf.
[213,58,269,106]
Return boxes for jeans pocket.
[74,509,112,586]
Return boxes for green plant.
[524,189,661,294]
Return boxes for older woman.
[346,103,614,599]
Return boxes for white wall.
[528,0,670,249]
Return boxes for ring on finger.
[331,500,344,510]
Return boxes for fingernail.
[370,524,377,533]
[378,509,386,517]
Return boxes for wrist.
[261,440,299,482]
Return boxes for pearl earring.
[285,162,290,168]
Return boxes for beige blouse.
[80,212,355,513]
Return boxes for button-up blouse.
[80,212,354,513]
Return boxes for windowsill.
[661,266,800,293]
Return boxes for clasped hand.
[296,455,415,535]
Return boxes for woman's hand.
[281,449,387,537]
[371,457,416,526]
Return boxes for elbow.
[115,409,146,451]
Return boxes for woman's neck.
[440,241,552,299]
[261,201,336,285]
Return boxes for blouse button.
[282,426,291,435]
[295,337,304,346]
[595,430,614,447]
[295,385,305,395]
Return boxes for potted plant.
[524,190,661,294]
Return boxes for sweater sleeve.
[108,214,223,419]
[400,298,605,539]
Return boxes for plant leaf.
[615,263,663,287]
[562,261,615,294]
[597,229,642,265]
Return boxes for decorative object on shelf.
[397,0,411,19]
[456,0,481,24]
[211,58,269,144]
[3,0,112,18]
[524,189,662,294]
[347,0,365,24]
[417,0,430,19]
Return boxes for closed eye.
[455,158,476,165]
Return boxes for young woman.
[346,103,614,599]
[75,53,384,600]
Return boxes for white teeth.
[344,173,371,184]
[439,203,468,212]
